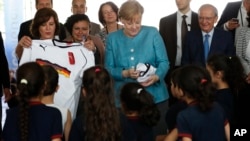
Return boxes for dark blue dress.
[69,113,136,141]
[127,116,154,141]
[215,88,234,121]
[2,102,62,141]
[177,102,228,141]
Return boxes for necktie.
[204,34,210,61]
[181,15,188,48]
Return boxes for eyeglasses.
[198,17,215,21]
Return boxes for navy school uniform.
[215,88,234,122]
[3,101,63,141]
[165,100,188,132]
[177,102,228,141]
[127,116,154,141]
[69,113,136,141]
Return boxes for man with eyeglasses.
[181,4,235,67]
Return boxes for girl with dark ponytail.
[2,62,62,141]
[206,54,250,130]
[68,65,136,141]
[120,82,160,141]
[175,65,230,141]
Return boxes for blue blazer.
[181,28,235,67]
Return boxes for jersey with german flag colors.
[19,39,95,119]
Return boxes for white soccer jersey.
[19,39,95,119]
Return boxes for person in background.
[0,31,12,138]
[216,1,246,43]
[175,65,230,141]
[69,65,136,141]
[17,0,66,42]
[41,65,72,141]
[104,0,169,139]
[236,0,250,84]
[16,8,62,60]
[120,82,160,141]
[2,62,63,141]
[97,1,123,46]
[64,14,104,65]
[181,4,235,67]
[71,0,101,35]
[64,14,105,118]
[159,0,200,108]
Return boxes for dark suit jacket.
[216,1,242,40]
[181,28,236,67]
[159,12,200,70]
[18,19,67,41]
[90,22,101,36]
[0,32,10,97]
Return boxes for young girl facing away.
[41,65,72,141]
[68,65,136,141]
[120,82,160,141]
[175,65,230,141]
[2,62,63,141]
[206,54,250,128]
[164,67,187,141]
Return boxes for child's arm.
[164,128,178,141]
[64,110,72,141]
[225,122,230,141]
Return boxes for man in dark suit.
[216,1,246,42]
[18,0,66,41]
[0,32,12,137]
[159,0,200,107]
[181,4,235,67]
[71,0,101,35]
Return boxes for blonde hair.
[118,0,144,21]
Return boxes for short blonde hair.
[118,0,144,21]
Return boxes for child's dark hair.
[16,62,45,141]
[207,54,246,94]
[42,65,59,96]
[170,67,182,88]
[177,65,215,111]
[120,82,160,127]
[82,65,121,141]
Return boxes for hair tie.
[137,88,143,94]
[200,79,207,84]
[20,79,28,85]
[95,68,101,73]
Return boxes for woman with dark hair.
[16,8,60,60]
[2,62,63,141]
[64,14,104,65]
[69,65,136,141]
[97,1,123,45]
[120,82,160,141]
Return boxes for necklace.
[105,24,119,34]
